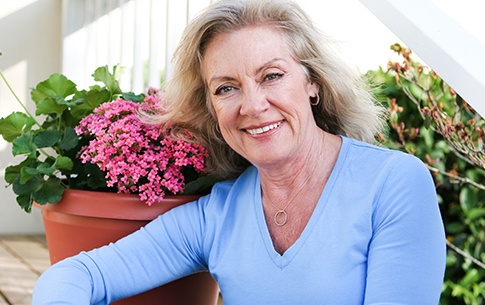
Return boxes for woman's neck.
[259,129,329,192]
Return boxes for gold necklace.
[263,132,325,227]
[263,170,314,227]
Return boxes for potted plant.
[0,65,220,305]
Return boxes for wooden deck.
[0,235,49,305]
[0,235,223,305]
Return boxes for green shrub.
[368,44,485,305]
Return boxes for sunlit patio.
[0,235,224,305]
[0,236,49,305]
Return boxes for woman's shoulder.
[210,165,257,193]
[338,136,430,183]
[343,136,424,167]
[343,136,399,156]
[199,165,259,209]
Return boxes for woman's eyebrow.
[208,57,287,87]
[255,57,286,75]
[208,76,237,88]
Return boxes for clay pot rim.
[34,189,200,221]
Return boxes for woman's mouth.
[245,121,282,135]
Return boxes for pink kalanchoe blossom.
[75,90,208,205]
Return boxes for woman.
[33,0,446,304]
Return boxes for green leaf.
[12,174,43,196]
[19,162,56,184]
[467,208,485,221]
[389,112,398,125]
[112,65,126,80]
[92,65,123,96]
[4,158,34,184]
[460,186,478,213]
[34,130,62,148]
[69,89,112,120]
[423,114,432,129]
[35,96,68,116]
[460,269,480,287]
[59,127,79,151]
[54,155,73,171]
[0,112,36,142]
[12,132,37,157]
[31,73,77,103]
[446,255,457,267]
[122,92,145,102]
[12,173,63,207]
[183,175,220,195]
[38,162,57,175]
[420,127,434,149]
[390,43,402,53]
[20,166,38,184]
[85,163,108,189]
[465,168,484,182]
[32,176,64,205]
[17,160,59,184]
[16,193,33,213]
[445,222,465,234]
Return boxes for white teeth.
[247,122,281,135]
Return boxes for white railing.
[360,0,485,119]
[61,0,213,92]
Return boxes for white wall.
[0,0,62,234]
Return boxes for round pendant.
[274,210,288,226]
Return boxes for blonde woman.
[34,0,446,304]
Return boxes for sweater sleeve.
[32,197,210,305]
[363,154,446,304]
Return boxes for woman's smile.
[245,121,283,135]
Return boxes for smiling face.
[202,25,321,170]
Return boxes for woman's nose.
[239,88,270,117]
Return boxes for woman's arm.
[33,253,108,305]
[364,154,446,304]
[32,199,209,305]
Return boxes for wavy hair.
[156,0,387,179]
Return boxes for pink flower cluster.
[75,91,208,205]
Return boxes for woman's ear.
[308,81,320,98]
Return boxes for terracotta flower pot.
[35,189,219,305]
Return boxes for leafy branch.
[446,239,485,271]
[369,43,485,304]
[388,44,485,171]
[0,65,141,212]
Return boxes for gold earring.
[310,94,320,106]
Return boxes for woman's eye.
[215,85,233,95]
[264,73,283,82]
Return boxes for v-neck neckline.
[252,136,350,269]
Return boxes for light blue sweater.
[33,137,446,304]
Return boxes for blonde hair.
[159,0,387,179]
